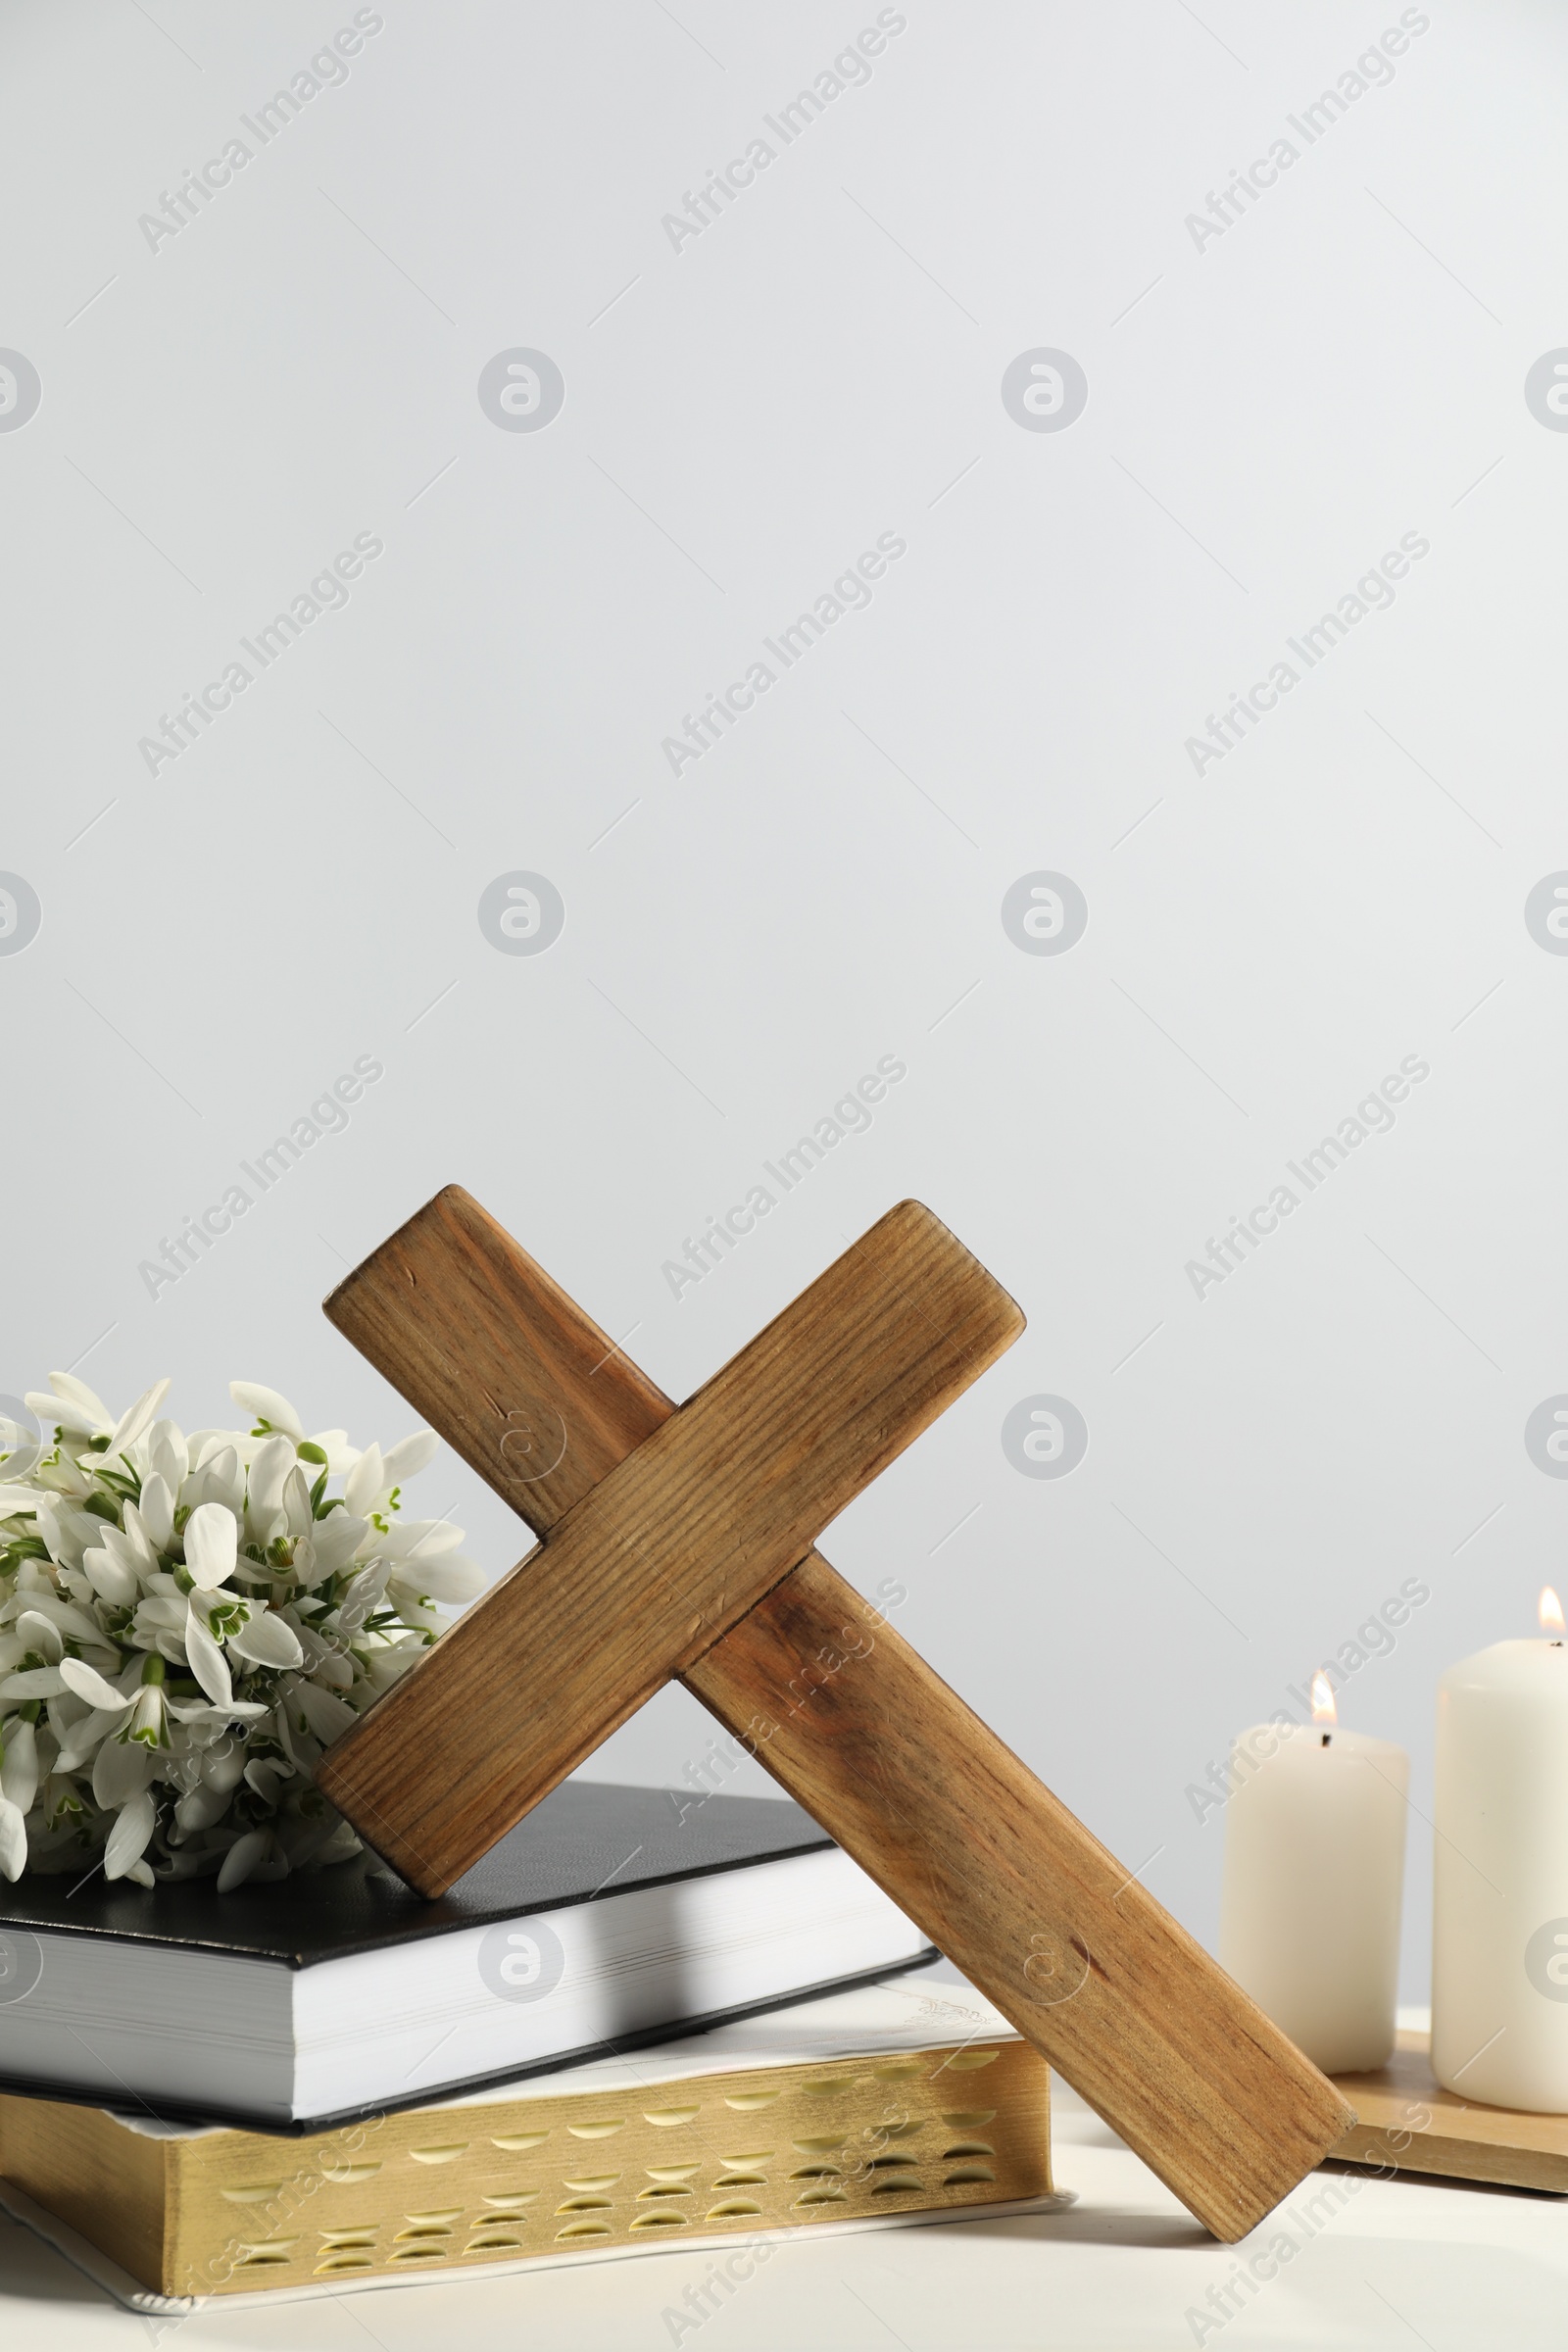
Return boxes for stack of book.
[0,1783,1057,2308]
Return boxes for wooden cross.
[315,1189,1352,2238]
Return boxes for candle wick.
[1320,1732,1331,1746]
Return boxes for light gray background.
[2,0,1562,2009]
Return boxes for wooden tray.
[1330,2031,1568,2193]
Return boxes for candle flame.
[1310,1671,1338,1725]
[1542,1587,1565,1637]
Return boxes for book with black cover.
[0,1784,931,2132]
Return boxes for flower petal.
[217,1826,270,1892]
[333,1559,389,1633]
[0,1796,26,1882]
[377,1518,464,1562]
[185,1614,233,1708]
[147,1418,189,1492]
[138,1471,174,1553]
[119,1503,161,1576]
[229,1384,305,1441]
[48,1372,114,1426]
[391,1553,486,1607]
[187,1445,243,1518]
[24,1392,102,1439]
[104,1788,158,1880]
[54,1706,128,1773]
[58,1657,133,1712]
[0,1667,65,1700]
[344,1445,384,1518]
[82,1545,139,1608]
[281,1464,315,1541]
[93,1735,155,1810]
[227,1612,305,1671]
[0,1720,37,1813]
[305,1428,355,1472]
[303,1512,370,1576]
[105,1380,172,1462]
[289,1678,359,1743]
[167,1696,270,1726]
[184,1502,238,1592]
[381,1431,439,1484]
[16,1609,64,1665]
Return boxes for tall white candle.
[1218,1679,1408,2074]
[1432,1587,1568,2111]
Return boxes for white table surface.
[5,1984,1564,2351]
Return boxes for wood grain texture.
[318,1187,1352,2238]
[318,1195,1023,1895]
[686,1554,1353,2240]
[1330,2031,1568,2194]
[322,1187,668,1536]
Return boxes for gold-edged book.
[0,1984,1055,2304]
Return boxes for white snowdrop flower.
[0,1795,26,1882]
[146,1419,189,1493]
[58,1658,133,1713]
[0,1666,66,1701]
[286,1676,359,1744]
[376,1518,465,1563]
[89,1522,150,1594]
[389,1552,486,1609]
[381,1431,440,1484]
[102,1380,172,1467]
[24,1386,106,1440]
[104,1788,158,1881]
[81,1544,139,1608]
[245,1434,297,1544]
[305,1429,356,1473]
[383,1591,441,1637]
[244,1756,290,1806]
[92,1735,155,1811]
[0,1372,468,1890]
[138,1471,175,1553]
[48,1372,115,1423]
[48,1597,114,1647]
[15,1609,64,1666]
[229,1384,305,1442]
[1,1720,38,1814]
[53,1706,131,1775]
[166,1694,269,1729]
[30,1496,97,1572]
[281,1464,315,1541]
[119,1504,162,1578]
[183,1502,238,1592]
[227,1611,304,1671]
[330,1557,390,1636]
[184,1614,233,1709]
[343,1444,384,1518]
[132,1592,189,1645]
[217,1826,270,1892]
[173,1782,231,1836]
[364,1638,424,1692]
[298,1511,370,1581]
[201,1742,248,1795]
[186,1444,244,1518]
[123,1657,171,1748]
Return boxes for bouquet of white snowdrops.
[0,1374,483,1891]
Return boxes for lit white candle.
[1432,1587,1568,2111]
[1218,1676,1408,2074]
